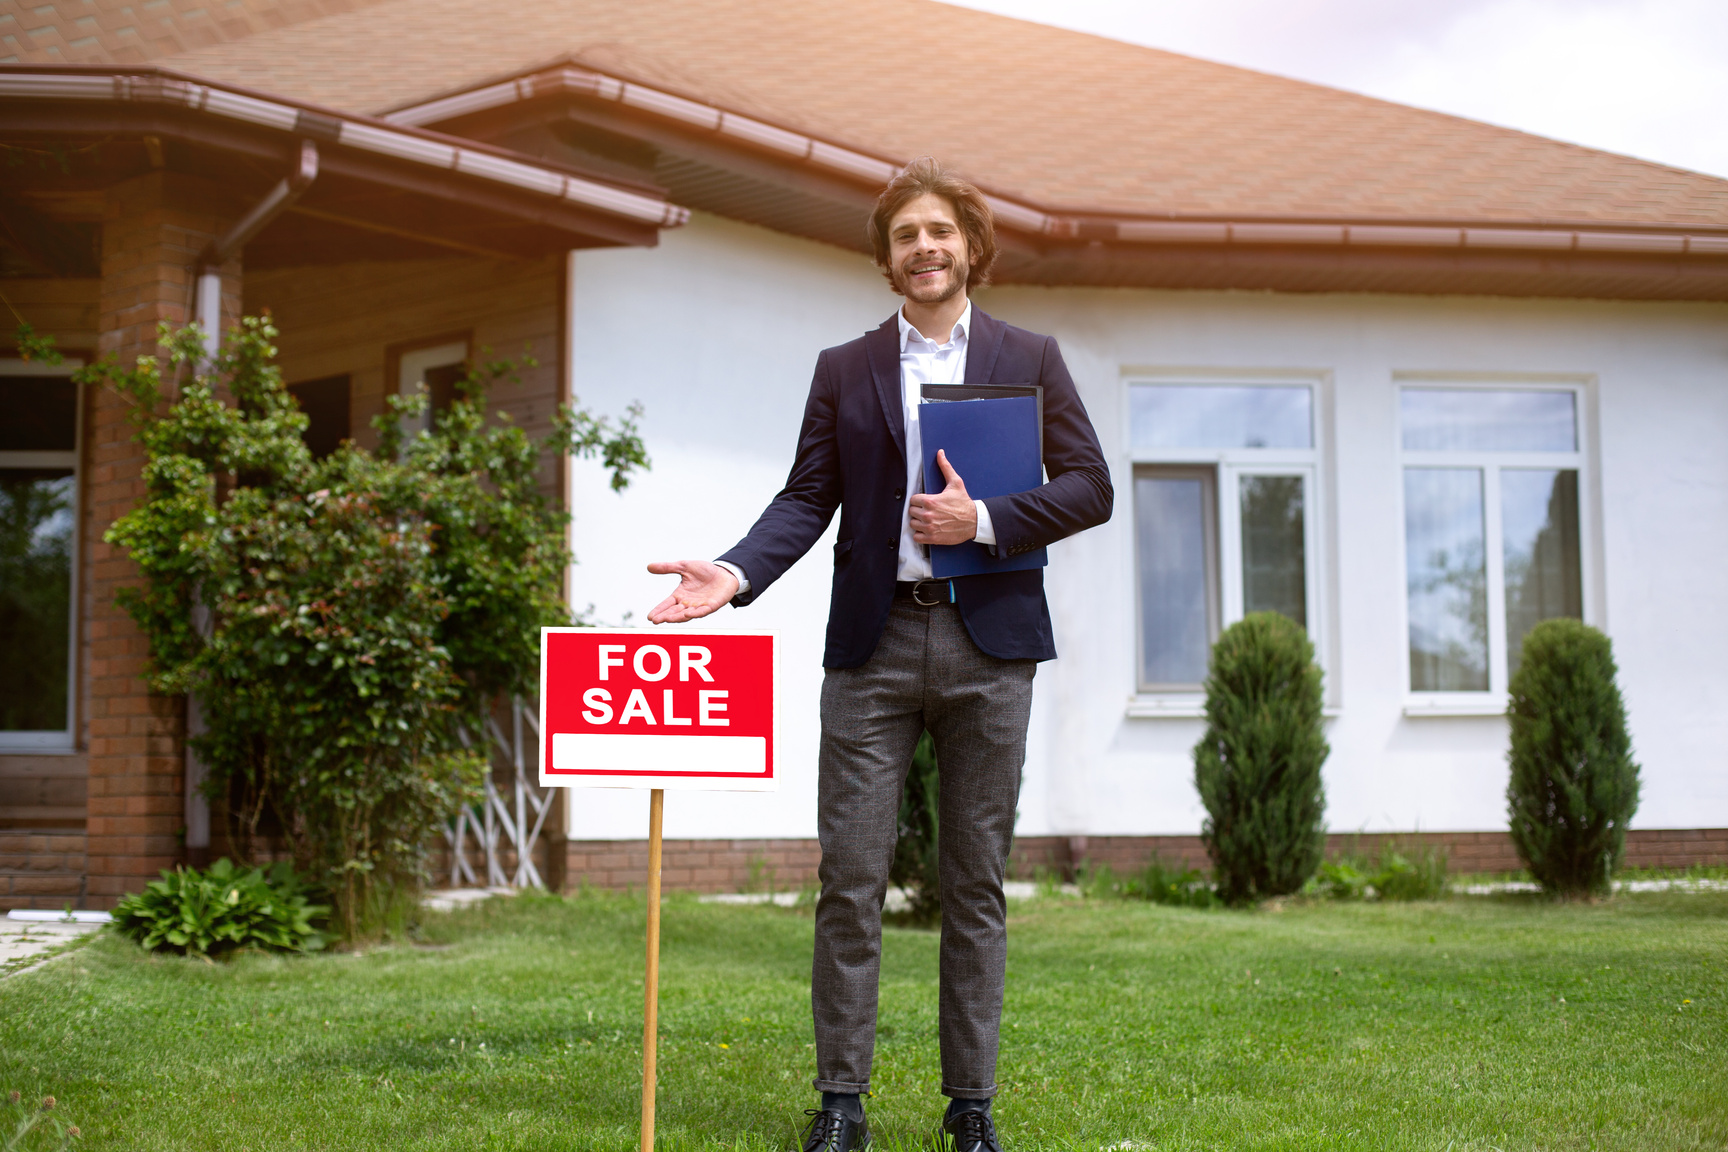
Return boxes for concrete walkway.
[1,916,104,975]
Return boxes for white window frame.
[1121,370,1334,718]
[397,340,469,435]
[1395,375,1597,717]
[0,356,85,753]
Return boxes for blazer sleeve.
[978,336,1114,557]
[716,350,843,605]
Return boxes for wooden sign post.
[641,788,663,1152]
[540,629,776,1152]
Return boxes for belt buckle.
[912,579,947,607]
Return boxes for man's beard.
[894,254,969,303]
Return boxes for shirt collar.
[898,300,972,352]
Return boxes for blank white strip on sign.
[551,733,766,777]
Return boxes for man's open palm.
[647,559,740,624]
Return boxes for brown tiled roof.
[0,0,395,66]
[23,0,1728,229]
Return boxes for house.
[3,0,1724,905]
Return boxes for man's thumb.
[937,449,963,488]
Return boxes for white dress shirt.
[718,303,994,596]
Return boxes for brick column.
[84,172,240,906]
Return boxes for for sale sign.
[538,628,775,791]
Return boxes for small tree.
[77,315,645,939]
[889,731,941,925]
[1194,612,1329,905]
[1506,618,1639,897]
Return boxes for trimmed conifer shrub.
[889,731,941,926]
[1506,618,1640,897]
[1194,612,1329,905]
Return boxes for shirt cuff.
[973,500,996,547]
[714,559,750,598]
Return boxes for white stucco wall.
[566,211,1728,841]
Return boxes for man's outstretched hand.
[909,449,978,546]
[646,560,740,624]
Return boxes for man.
[647,158,1113,1151]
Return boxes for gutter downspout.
[183,139,316,864]
[192,137,319,356]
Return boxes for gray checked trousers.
[811,600,1036,1100]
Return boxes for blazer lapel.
[964,307,1006,386]
[864,314,906,463]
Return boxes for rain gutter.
[194,137,319,351]
[383,64,1728,259]
[0,67,691,229]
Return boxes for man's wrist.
[714,559,749,597]
[972,500,996,547]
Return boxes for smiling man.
[647,158,1113,1152]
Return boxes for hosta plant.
[111,858,327,959]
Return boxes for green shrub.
[1194,612,1330,905]
[1506,618,1640,897]
[889,731,941,926]
[110,858,327,958]
[1311,838,1449,901]
[58,315,646,941]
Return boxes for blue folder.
[919,395,1047,578]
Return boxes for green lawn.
[1,889,1723,1151]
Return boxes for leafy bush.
[889,731,941,926]
[1194,612,1330,905]
[1311,838,1449,901]
[110,858,327,958]
[1506,618,1640,897]
[1080,859,1218,908]
[65,315,647,940]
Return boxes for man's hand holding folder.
[908,449,978,546]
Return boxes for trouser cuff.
[941,1083,998,1099]
[813,1078,870,1094]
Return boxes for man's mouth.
[910,262,947,277]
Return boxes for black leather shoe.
[800,1107,870,1152]
[941,1107,1003,1152]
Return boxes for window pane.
[287,374,351,459]
[1241,475,1306,627]
[0,377,77,451]
[1503,469,1582,676]
[1404,468,1488,691]
[1131,385,1312,449]
[0,469,73,730]
[1401,389,1576,452]
[1136,472,1215,686]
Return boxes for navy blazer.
[719,307,1113,668]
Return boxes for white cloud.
[939,0,1728,178]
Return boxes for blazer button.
[893,489,904,501]
[887,539,896,549]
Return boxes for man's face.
[887,193,971,304]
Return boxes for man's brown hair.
[867,157,998,293]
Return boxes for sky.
[939,0,1728,180]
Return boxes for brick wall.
[555,828,1728,892]
[83,171,242,907]
[0,831,86,911]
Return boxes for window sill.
[1126,696,1206,719]
[1127,698,1343,720]
[0,734,77,754]
[1403,697,1508,718]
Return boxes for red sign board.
[538,628,775,790]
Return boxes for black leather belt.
[894,579,956,607]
